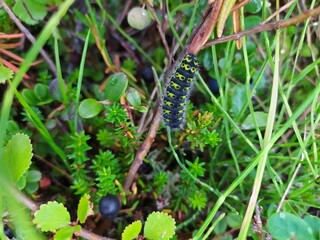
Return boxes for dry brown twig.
[123,3,320,193]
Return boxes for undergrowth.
[0,0,319,239]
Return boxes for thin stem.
[203,6,320,48]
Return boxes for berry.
[4,225,14,239]
[99,194,120,219]
[206,77,219,95]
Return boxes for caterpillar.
[161,53,199,130]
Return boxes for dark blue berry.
[99,194,120,219]
[4,225,14,239]
[206,77,219,95]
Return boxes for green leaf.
[25,181,39,194]
[0,65,14,83]
[304,215,320,240]
[244,0,262,13]
[226,213,242,228]
[137,106,148,113]
[77,194,93,224]
[3,133,32,182]
[79,98,103,119]
[27,170,42,182]
[244,16,262,29]
[300,44,319,57]
[242,111,268,130]
[105,73,128,102]
[231,84,246,119]
[122,220,142,240]
[231,62,246,81]
[214,217,227,235]
[126,87,141,108]
[34,83,52,105]
[34,201,71,232]
[22,89,38,105]
[13,0,47,25]
[144,212,176,240]
[267,212,315,240]
[54,225,81,240]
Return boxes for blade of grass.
[54,37,74,132]
[238,8,281,239]
[74,29,91,132]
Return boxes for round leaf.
[231,84,246,118]
[122,220,142,240]
[34,83,52,105]
[244,0,262,13]
[226,213,242,228]
[244,16,262,29]
[3,133,33,183]
[144,212,176,240]
[26,170,42,182]
[22,89,38,105]
[267,212,315,240]
[127,7,152,30]
[242,111,268,130]
[304,215,320,240]
[79,98,103,119]
[105,73,128,102]
[34,201,70,232]
[126,87,141,108]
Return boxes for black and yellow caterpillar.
[161,53,199,130]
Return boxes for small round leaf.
[79,98,103,119]
[226,213,242,228]
[34,201,70,232]
[242,111,268,130]
[244,0,262,13]
[126,87,141,108]
[144,212,176,240]
[267,212,314,240]
[105,73,128,102]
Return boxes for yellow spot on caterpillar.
[171,81,180,90]
[191,67,197,73]
[187,78,193,83]
[164,109,171,115]
[175,72,185,81]
[183,87,190,91]
[179,96,186,100]
[164,100,174,107]
[181,64,191,71]
[167,92,175,99]
[184,55,193,62]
